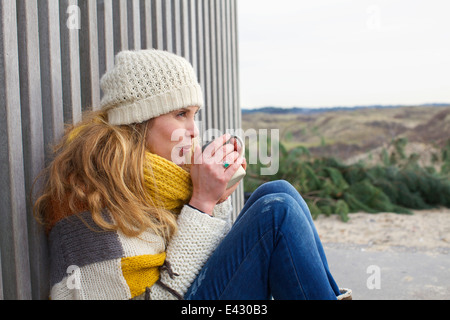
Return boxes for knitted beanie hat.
[100,50,203,125]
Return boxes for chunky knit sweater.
[49,198,233,300]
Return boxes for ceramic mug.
[187,135,246,189]
[223,135,246,188]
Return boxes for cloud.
[238,0,450,108]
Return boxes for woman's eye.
[176,110,199,118]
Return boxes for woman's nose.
[186,120,199,138]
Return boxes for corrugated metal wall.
[0,0,242,300]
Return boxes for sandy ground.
[314,208,450,253]
[314,208,450,299]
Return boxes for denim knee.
[263,180,302,201]
[256,192,309,229]
[259,180,308,208]
[239,180,310,227]
[261,180,295,194]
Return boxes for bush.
[244,139,450,221]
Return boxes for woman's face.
[145,106,200,165]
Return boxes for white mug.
[224,135,246,188]
[186,135,246,189]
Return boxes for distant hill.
[241,104,450,167]
[242,104,450,115]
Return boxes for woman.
[34,49,351,300]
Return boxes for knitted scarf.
[143,151,193,214]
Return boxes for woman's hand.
[217,157,247,204]
[188,134,244,215]
[217,136,247,203]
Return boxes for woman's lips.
[179,145,192,156]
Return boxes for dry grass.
[242,106,450,163]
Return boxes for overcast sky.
[238,0,450,109]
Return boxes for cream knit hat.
[100,50,203,125]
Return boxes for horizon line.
[242,103,450,110]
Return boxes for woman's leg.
[239,180,340,295]
[185,182,340,300]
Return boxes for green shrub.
[244,139,450,221]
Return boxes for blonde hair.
[33,110,178,242]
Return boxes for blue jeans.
[184,180,341,300]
